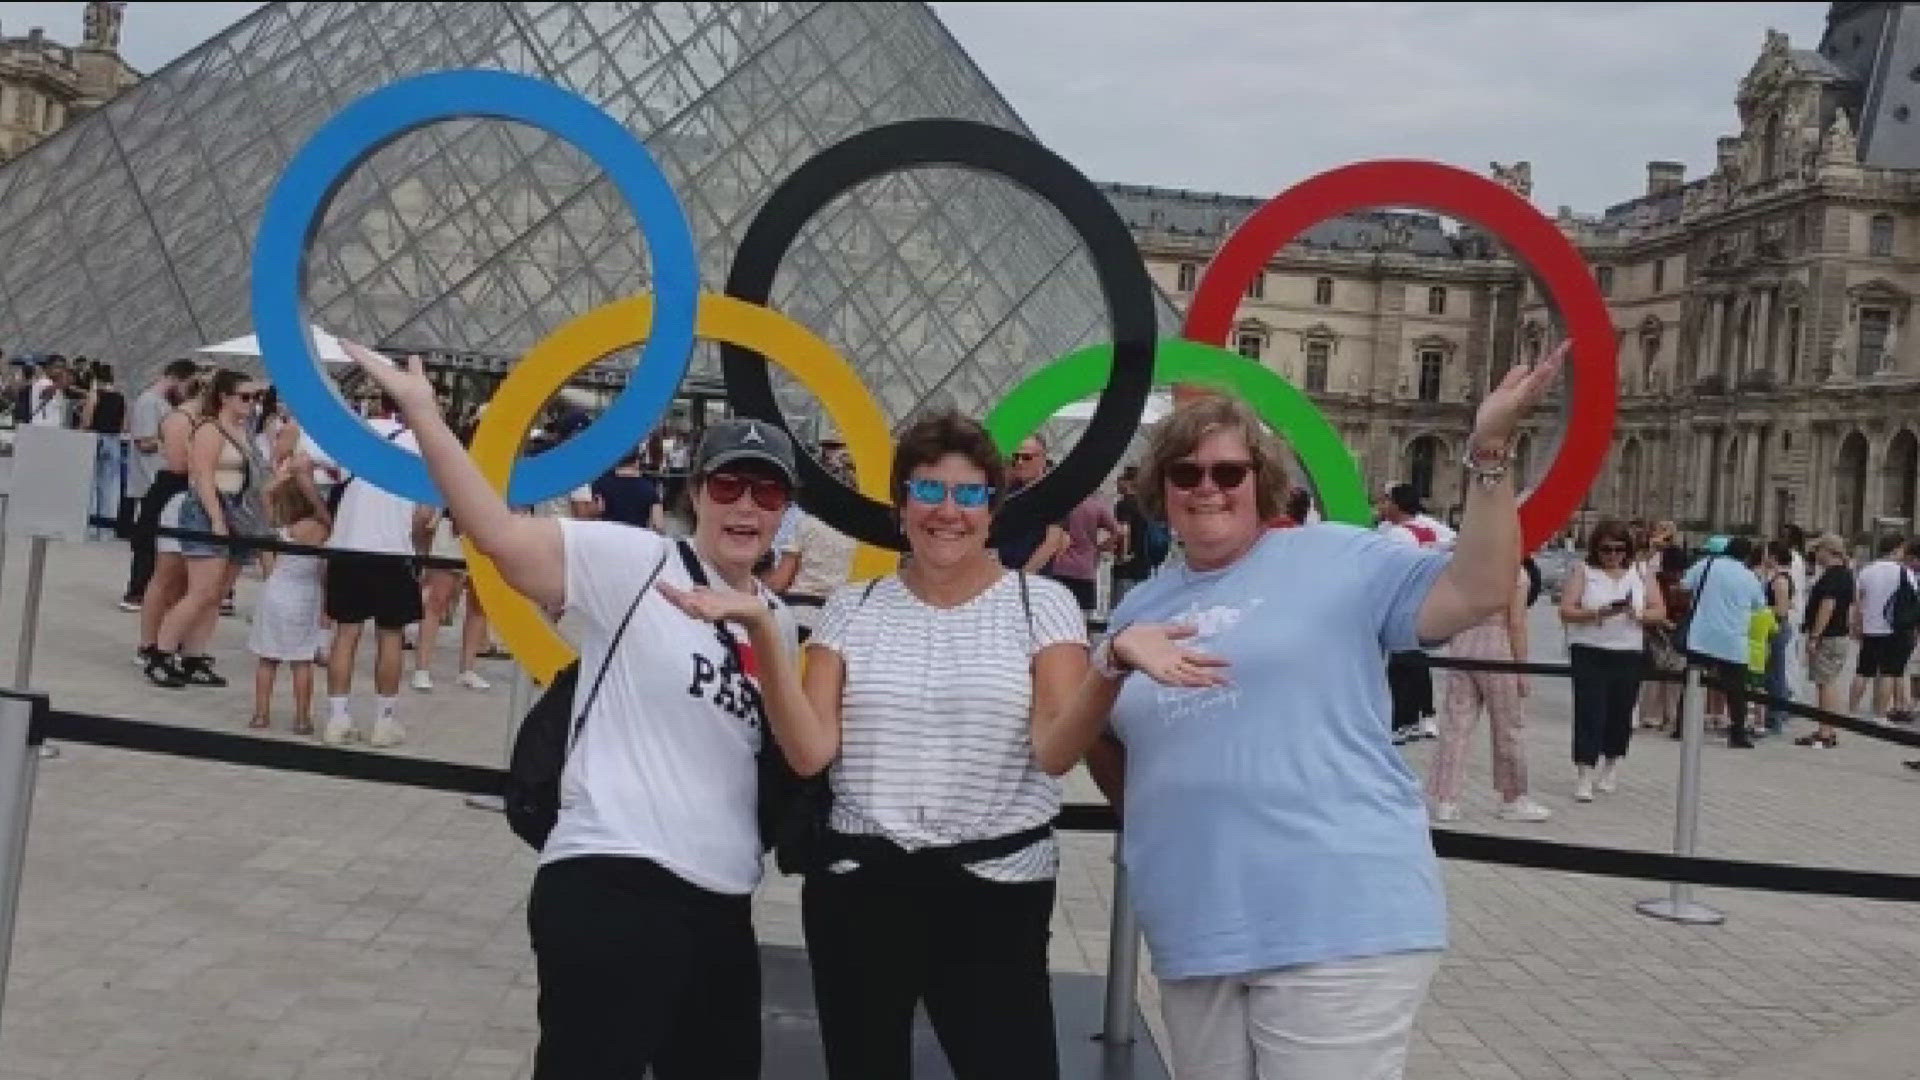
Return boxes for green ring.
[984,338,1371,527]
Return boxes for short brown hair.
[1585,518,1633,567]
[1137,396,1291,522]
[890,410,1007,509]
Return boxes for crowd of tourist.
[17,335,1920,1080]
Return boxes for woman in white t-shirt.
[667,411,1092,1079]
[1558,519,1666,801]
[345,345,798,1079]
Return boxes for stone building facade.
[1114,5,1920,542]
[0,2,137,162]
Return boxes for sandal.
[248,714,270,730]
[292,718,314,736]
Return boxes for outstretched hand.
[1470,339,1567,450]
[657,581,773,632]
[1112,624,1230,688]
[340,339,436,416]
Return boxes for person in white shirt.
[346,342,798,1078]
[321,398,432,747]
[25,357,73,427]
[1378,483,1450,743]
[1852,535,1917,723]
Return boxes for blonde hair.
[1137,395,1291,522]
[1810,532,1848,561]
[266,476,320,529]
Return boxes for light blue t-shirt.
[1681,555,1766,666]
[1106,523,1450,980]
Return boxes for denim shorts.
[177,493,259,565]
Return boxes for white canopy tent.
[197,325,354,365]
[1050,390,1174,426]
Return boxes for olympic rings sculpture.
[254,70,1616,683]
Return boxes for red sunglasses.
[704,472,790,511]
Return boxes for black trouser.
[1687,651,1752,744]
[527,855,759,1079]
[1569,644,1645,765]
[1387,651,1432,732]
[803,855,1059,1080]
[126,469,187,602]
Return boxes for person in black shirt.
[1797,532,1856,747]
[994,434,1065,572]
[1111,467,1158,605]
[590,451,665,531]
[82,362,129,541]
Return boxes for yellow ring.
[467,292,899,683]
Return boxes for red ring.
[1183,159,1616,552]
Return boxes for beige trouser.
[1159,950,1441,1080]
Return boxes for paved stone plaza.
[0,538,1918,1078]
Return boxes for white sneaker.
[1595,765,1619,794]
[1574,776,1595,802]
[1498,797,1553,822]
[456,670,492,691]
[411,669,433,692]
[321,716,354,746]
[369,715,405,748]
[1418,717,1439,739]
[1430,801,1461,823]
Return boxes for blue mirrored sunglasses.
[904,478,994,508]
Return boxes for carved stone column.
[1752,288,1774,379]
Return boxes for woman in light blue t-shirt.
[1066,347,1564,1079]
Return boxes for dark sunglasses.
[1168,460,1254,491]
[704,472,789,511]
[1597,543,1629,554]
[1010,452,1038,463]
[905,478,993,508]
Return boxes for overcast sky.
[1,1,1831,213]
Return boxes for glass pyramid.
[0,1,1176,437]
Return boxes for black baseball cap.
[693,418,798,487]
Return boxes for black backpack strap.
[568,546,670,749]
[1016,571,1035,649]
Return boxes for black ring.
[722,118,1156,551]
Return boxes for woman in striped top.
[669,411,1098,1079]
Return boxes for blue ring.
[251,70,698,507]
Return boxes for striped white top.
[811,571,1088,882]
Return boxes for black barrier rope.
[10,701,1918,902]
[1419,654,1920,750]
[89,514,468,571]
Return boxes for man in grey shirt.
[122,359,199,610]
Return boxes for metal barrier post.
[1635,665,1726,925]
[1098,831,1142,1048]
[465,662,529,813]
[0,693,45,1024]
[11,538,47,692]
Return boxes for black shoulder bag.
[1672,555,1714,656]
[504,547,670,850]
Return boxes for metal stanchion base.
[1635,897,1726,925]
[463,794,505,812]
[37,745,57,761]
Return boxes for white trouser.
[1159,950,1440,1080]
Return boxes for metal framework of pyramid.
[0,1,1175,430]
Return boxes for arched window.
[1427,286,1447,315]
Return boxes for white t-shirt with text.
[545,520,798,895]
